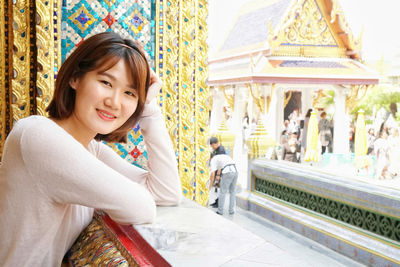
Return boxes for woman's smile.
[96,109,117,121]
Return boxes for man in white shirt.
[209,154,238,215]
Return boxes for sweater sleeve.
[20,119,156,225]
[96,99,182,206]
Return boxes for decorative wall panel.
[0,0,7,158]
[35,0,57,115]
[12,0,34,122]
[61,0,154,61]
[194,0,210,205]
[155,0,209,204]
[105,124,149,170]
[179,0,196,200]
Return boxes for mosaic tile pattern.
[61,0,155,63]
[105,123,149,169]
[61,0,156,167]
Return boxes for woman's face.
[68,59,138,144]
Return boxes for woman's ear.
[69,77,79,90]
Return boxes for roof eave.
[208,74,380,86]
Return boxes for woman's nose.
[104,90,121,109]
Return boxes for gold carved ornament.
[178,0,196,201]
[194,0,210,206]
[0,0,6,157]
[312,89,326,108]
[36,0,56,115]
[163,0,179,153]
[268,0,346,58]
[346,85,372,112]
[163,0,196,201]
[329,0,362,55]
[248,83,272,114]
[12,0,32,122]
[283,90,292,108]
[222,86,234,111]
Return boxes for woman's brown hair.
[46,32,151,143]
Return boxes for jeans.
[218,171,238,215]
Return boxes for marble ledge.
[135,198,265,267]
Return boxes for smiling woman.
[0,32,182,266]
[47,32,150,143]
[60,59,140,147]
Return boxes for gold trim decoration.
[178,0,196,201]
[161,0,209,203]
[194,0,210,206]
[0,0,6,158]
[36,0,55,115]
[163,0,179,152]
[273,45,347,58]
[222,86,234,110]
[55,0,61,74]
[12,0,32,121]
[283,90,292,108]
[248,83,271,114]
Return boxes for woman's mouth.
[97,109,117,121]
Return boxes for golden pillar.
[155,0,210,205]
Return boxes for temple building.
[208,0,379,164]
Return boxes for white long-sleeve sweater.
[0,100,182,266]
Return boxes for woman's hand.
[146,68,162,104]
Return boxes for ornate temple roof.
[218,0,291,54]
[209,0,379,85]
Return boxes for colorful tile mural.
[61,0,156,167]
[61,0,155,62]
[105,123,149,169]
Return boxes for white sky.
[208,0,400,62]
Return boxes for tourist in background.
[209,137,226,208]
[374,125,390,179]
[282,131,301,162]
[208,153,238,215]
[318,112,332,154]
[367,128,376,155]
[387,127,400,178]
[301,108,312,154]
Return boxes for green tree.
[352,85,400,123]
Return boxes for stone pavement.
[205,147,373,266]
[208,195,365,267]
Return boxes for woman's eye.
[125,91,137,97]
[101,80,111,87]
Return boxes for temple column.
[301,89,314,116]
[333,86,350,154]
[231,85,247,184]
[210,86,225,134]
[266,85,284,142]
